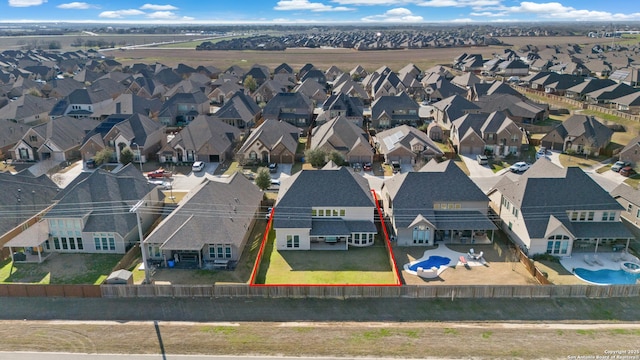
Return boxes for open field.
[113,36,608,71]
[0,34,215,51]
[1,319,640,359]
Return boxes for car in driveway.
[147,169,172,179]
[611,161,631,172]
[192,161,205,172]
[476,154,488,165]
[363,162,372,171]
[535,147,552,160]
[620,166,635,177]
[509,162,531,173]
[265,207,273,220]
[391,161,401,174]
[268,163,278,173]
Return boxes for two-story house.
[450,111,523,156]
[540,115,612,155]
[375,125,444,165]
[381,160,496,246]
[262,92,313,128]
[273,165,377,251]
[370,92,420,129]
[237,119,299,164]
[488,160,633,256]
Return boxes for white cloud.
[470,11,505,16]
[417,0,500,7]
[362,7,423,22]
[146,11,177,19]
[450,18,474,22]
[140,4,178,11]
[181,16,194,21]
[57,2,97,9]
[331,0,410,4]
[8,0,46,7]
[275,0,353,11]
[98,9,145,18]
[501,2,640,21]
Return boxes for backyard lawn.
[0,254,121,284]
[255,229,398,285]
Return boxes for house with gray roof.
[97,113,166,165]
[612,91,640,115]
[11,116,100,163]
[381,160,495,247]
[0,119,29,159]
[157,91,210,127]
[310,115,373,164]
[431,94,480,131]
[488,160,633,256]
[375,125,443,166]
[316,93,363,125]
[370,92,419,129]
[262,92,313,127]
[144,173,262,268]
[92,93,163,121]
[158,115,240,164]
[610,183,640,233]
[0,171,60,261]
[49,87,115,120]
[273,165,377,251]
[0,94,57,124]
[584,83,638,106]
[474,93,548,124]
[565,78,616,101]
[293,78,327,105]
[451,111,524,156]
[27,164,163,255]
[237,119,299,165]
[619,134,640,166]
[212,91,261,130]
[540,115,612,155]
[252,79,287,105]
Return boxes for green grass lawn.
[255,229,397,285]
[0,254,121,284]
[624,174,640,189]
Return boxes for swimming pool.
[574,267,640,285]
[407,255,451,272]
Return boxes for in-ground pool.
[574,267,640,285]
[407,255,451,272]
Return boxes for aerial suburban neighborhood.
[0,21,640,358]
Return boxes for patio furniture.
[584,254,595,266]
[416,266,439,279]
[593,254,603,266]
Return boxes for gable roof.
[238,119,299,155]
[143,173,262,251]
[551,114,612,149]
[382,160,491,229]
[0,94,57,121]
[371,92,419,120]
[431,94,480,121]
[31,116,100,151]
[376,125,443,157]
[310,115,371,154]
[274,167,374,229]
[213,91,260,123]
[168,115,240,154]
[109,113,164,147]
[46,164,157,236]
[490,162,624,239]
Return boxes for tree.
[120,149,134,165]
[243,75,258,93]
[305,148,327,168]
[93,148,114,165]
[328,150,345,166]
[255,167,272,191]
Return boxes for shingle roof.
[491,162,624,239]
[310,115,372,154]
[45,164,156,237]
[376,125,443,157]
[274,167,374,229]
[144,173,262,251]
[383,160,489,228]
[32,116,100,151]
[238,119,299,155]
[169,115,240,155]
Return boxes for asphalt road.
[1,297,640,322]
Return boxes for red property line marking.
[249,190,401,287]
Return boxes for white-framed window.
[413,225,429,244]
[94,233,116,251]
[286,235,300,248]
[546,234,570,255]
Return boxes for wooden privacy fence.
[0,284,102,298]
[100,284,640,299]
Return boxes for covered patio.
[433,211,497,245]
[570,222,634,254]
[4,221,52,264]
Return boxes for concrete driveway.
[585,166,628,192]
[460,154,495,177]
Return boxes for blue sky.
[1,0,639,24]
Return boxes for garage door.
[460,146,483,155]
[208,155,220,162]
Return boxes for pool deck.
[403,244,487,276]
[560,252,640,273]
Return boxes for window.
[434,204,440,209]
[286,235,300,248]
[249,151,257,160]
[487,133,494,140]
[511,134,519,142]
[601,212,608,221]
[61,237,68,250]
[448,204,454,209]
[325,209,331,217]
[77,238,83,250]
[311,209,317,216]
[609,212,615,221]
[225,245,232,259]
[217,246,224,258]
[413,225,429,244]
[546,235,570,255]
[508,222,513,230]
[333,209,338,217]
[318,210,324,216]
[579,212,586,221]
[94,237,101,250]
[637,209,640,219]
[340,209,345,217]
[69,238,76,250]
[587,212,594,221]
[29,135,38,142]
[513,208,519,218]
[53,237,60,250]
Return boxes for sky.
[0,0,639,24]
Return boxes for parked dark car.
[363,162,372,171]
[268,163,278,173]
[620,166,635,177]
[391,161,401,174]
[86,158,96,169]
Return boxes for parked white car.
[192,161,205,172]
[509,162,531,173]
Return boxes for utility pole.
[130,200,150,284]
